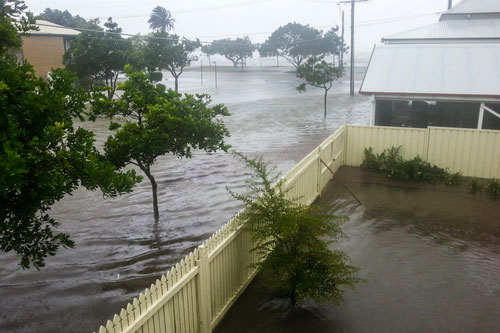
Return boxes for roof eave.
[359,91,500,100]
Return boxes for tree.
[229,154,361,307]
[324,27,348,69]
[0,0,36,53]
[296,56,343,117]
[204,37,255,70]
[200,44,214,66]
[126,34,147,71]
[148,6,175,33]
[0,2,141,269]
[258,42,279,67]
[37,8,101,30]
[260,22,341,69]
[144,32,200,92]
[63,17,131,99]
[92,66,231,220]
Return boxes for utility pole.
[448,0,452,10]
[337,5,345,71]
[350,0,355,96]
[340,0,368,96]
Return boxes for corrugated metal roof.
[383,18,500,42]
[446,0,500,14]
[27,20,80,37]
[359,44,500,98]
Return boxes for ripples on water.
[216,167,500,333]
[0,68,370,333]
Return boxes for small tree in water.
[92,66,230,220]
[296,56,343,118]
[229,153,361,306]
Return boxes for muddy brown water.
[216,167,500,333]
[0,68,370,333]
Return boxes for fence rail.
[97,124,499,333]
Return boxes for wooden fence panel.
[344,125,426,166]
[427,127,500,179]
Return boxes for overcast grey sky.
[25,0,455,56]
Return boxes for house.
[18,20,80,78]
[360,0,500,130]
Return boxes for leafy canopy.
[148,6,175,33]
[203,37,255,69]
[63,17,131,99]
[92,66,231,219]
[0,3,141,269]
[0,0,37,53]
[229,153,361,306]
[37,7,101,30]
[144,32,200,91]
[260,22,338,68]
[296,56,343,117]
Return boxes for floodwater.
[0,66,370,333]
[216,167,500,333]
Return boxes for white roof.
[360,44,500,98]
[28,20,80,37]
[383,18,500,42]
[445,0,500,15]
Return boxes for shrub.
[445,172,463,186]
[148,71,163,82]
[229,153,361,307]
[469,179,484,193]
[486,180,500,196]
[361,146,459,184]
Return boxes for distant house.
[360,0,500,130]
[18,20,80,78]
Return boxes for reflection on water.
[216,167,500,333]
[0,68,370,333]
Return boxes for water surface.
[216,167,500,333]
[0,67,370,333]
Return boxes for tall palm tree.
[148,6,175,33]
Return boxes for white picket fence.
[97,124,499,333]
[97,125,346,333]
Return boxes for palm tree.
[148,6,175,33]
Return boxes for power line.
[98,0,275,20]
[34,10,440,48]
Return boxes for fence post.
[343,123,348,166]
[198,245,212,333]
[317,146,322,196]
[424,126,431,162]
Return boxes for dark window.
[63,38,73,51]
[375,99,480,129]
[484,104,500,130]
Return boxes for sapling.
[228,153,361,306]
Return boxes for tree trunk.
[241,60,244,72]
[174,76,179,92]
[276,55,279,67]
[324,88,328,118]
[231,60,238,67]
[289,278,298,307]
[145,170,159,221]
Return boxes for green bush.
[361,146,458,184]
[469,179,484,193]
[486,180,500,196]
[148,71,163,82]
[229,153,361,307]
[445,172,463,186]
